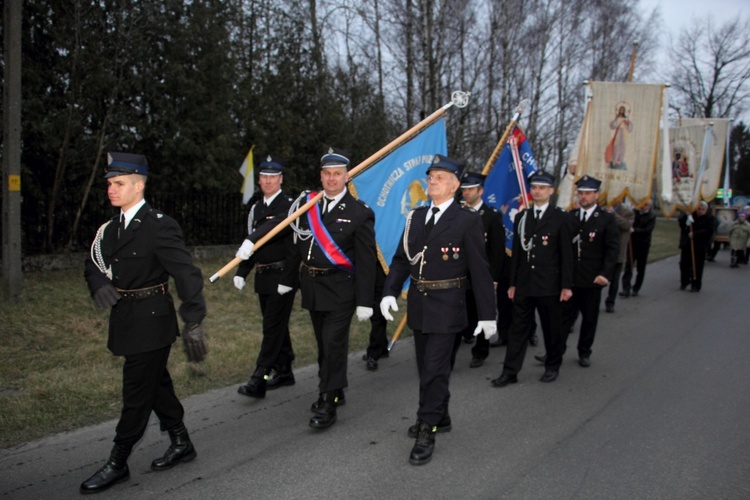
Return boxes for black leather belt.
[412,276,469,292]
[302,262,339,277]
[256,261,285,274]
[116,282,167,300]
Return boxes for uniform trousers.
[309,307,355,393]
[561,286,602,357]
[413,330,455,426]
[115,345,184,449]
[365,268,389,360]
[503,294,563,374]
[255,291,296,368]
[622,243,650,292]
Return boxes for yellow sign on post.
[8,174,21,191]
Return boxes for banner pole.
[210,91,471,283]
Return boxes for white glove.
[473,320,498,340]
[277,284,293,295]
[236,239,255,260]
[233,276,246,291]
[356,306,373,322]
[380,296,398,322]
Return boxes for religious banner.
[559,82,665,207]
[659,118,729,216]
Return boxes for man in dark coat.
[81,152,207,494]
[280,148,377,430]
[678,201,715,292]
[381,154,496,466]
[559,176,619,367]
[455,171,506,368]
[234,155,298,398]
[621,199,656,297]
[491,171,573,387]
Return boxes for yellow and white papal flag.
[239,146,255,205]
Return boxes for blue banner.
[482,127,538,254]
[350,119,447,268]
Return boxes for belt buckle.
[308,267,317,277]
[416,282,425,293]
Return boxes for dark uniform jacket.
[283,191,376,312]
[385,202,496,334]
[84,203,206,356]
[475,202,507,282]
[678,211,715,251]
[509,206,573,297]
[631,207,656,247]
[235,191,298,295]
[568,206,620,287]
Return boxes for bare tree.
[668,16,750,119]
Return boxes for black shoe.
[619,290,630,298]
[266,366,295,390]
[151,423,197,471]
[489,338,507,347]
[534,354,547,363]
[365,356,378,371]
[690,287,700,293]
[469,357,484,368]
[237,366,269,398]
[528,334,539,346]
[80,445,130,494]
[540,370,558,382]
[311,389,345,412]
[605,304,615,313]
[408,413,452,438]
[579,357,591,367]
[680,284,688,291]
[309,392,337,429]
[409,422,436,466]
[491,373,518,387]
[631,290,639,297]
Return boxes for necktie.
[535,209,541,221]
[118,213,125,239]
[425,207,440,237]
[322,197,333,213]
[581,211,587,223]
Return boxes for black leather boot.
[80,444,131,494]
[151,422,197,471]
[310,388,346,411]
[408,411,452,438]
[266,364,295,390]
[309,392,337,429]
[238,366,270,398]
[409,421,436,465]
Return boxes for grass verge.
[0,219,679,449]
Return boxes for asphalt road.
[2,250,749,499]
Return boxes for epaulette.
[354,198,370,209]
[147,208,167,221]
[461,205,477,213]
[555,207,566,212]
[413,205,429,211]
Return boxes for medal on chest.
[441,247,449,261]
[452,247,460,260]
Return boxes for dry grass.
[0,219,678,449]
[0,256,404,449]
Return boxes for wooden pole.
[480,99,529,176]
[627,41,639,83]
[209,91,471,282]
[387,314,409,351]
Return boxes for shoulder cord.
[90,221,113,280]
[519,211,533,253]
[289,191,312,244]
[403,210,425,265]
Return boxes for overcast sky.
[639,0,749,45]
